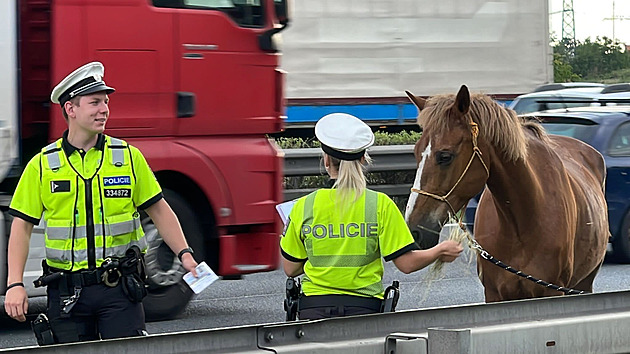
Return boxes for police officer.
[4,62,198,342]
[280,113,463,320]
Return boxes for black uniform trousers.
[299,306,379,320]
[47,281,146,343]
[297,294,383,320]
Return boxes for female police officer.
[280,113,463,320]
[4,62,198,343]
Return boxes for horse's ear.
[454,85,470,115]
[405,90,426,111]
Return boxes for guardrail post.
[384,333,428,354]
[427,328,471,354]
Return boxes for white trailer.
[0,0,19,295]
[0,0,18,182]
[281,0,553,125]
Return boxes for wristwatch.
[177,247,194,262]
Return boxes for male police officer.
[4,62,198,343]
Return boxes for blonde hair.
[328,152,372,208]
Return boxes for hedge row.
[276,131,421,210]
[275,131,422,150]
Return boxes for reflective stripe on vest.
[108,137,125,167]
[44,217,141,240]
[43,141,62,170]
[45,239,147,266]
[302,189,379,268]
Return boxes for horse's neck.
[484,149,546,229]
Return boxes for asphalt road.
[1,250,629,350]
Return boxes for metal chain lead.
[463,227,584,295]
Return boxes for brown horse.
[404,85,609,302]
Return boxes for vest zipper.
[70,174,80,272]
[85,178,96,269]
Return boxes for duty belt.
[35,266,117,289]
[298,294,383,312]
[63,268,108,287]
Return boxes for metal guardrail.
[0,195,11,207]
[282,145,416,200]
[4,290,630,353]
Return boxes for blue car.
[465,105,630,262]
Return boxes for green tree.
[553,36,630,82]
[553,52,581,82]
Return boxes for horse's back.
[548,135,606,187]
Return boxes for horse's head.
[404,85,490,249]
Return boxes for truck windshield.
[153,0,264,28]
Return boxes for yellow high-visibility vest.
[37,136,145,270]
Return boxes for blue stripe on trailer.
[286,103,415,124]
[286,101,513,125]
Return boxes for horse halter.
[410,120,490,217]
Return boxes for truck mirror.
[275,0,291,26]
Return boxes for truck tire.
[612,210,630,263]
[142,189,206,321]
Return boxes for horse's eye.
[436,151,454,165]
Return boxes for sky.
[549,0,630,44]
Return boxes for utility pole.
[603,1,629,42]
[562,0,576,56]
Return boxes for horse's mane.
[418,93,548,162]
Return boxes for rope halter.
[410,120,490,223]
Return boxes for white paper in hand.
[183,261,218,294]
[276,199,297,225]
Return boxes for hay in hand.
[416,216,477,303]
[430,217,475,274]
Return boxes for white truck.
[0,0,19,298]
[280,0,553,128]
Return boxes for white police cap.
[315,113,375,161]
[51,62,115,105]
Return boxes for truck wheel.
[142,189,206,321]
[612,210,630,263]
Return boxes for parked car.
[596,90,630,104]
[532,82,606,92]
[508,87,607,115]
[465,105,630,262]
[508,84,630,115]
[600,83,630,94]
